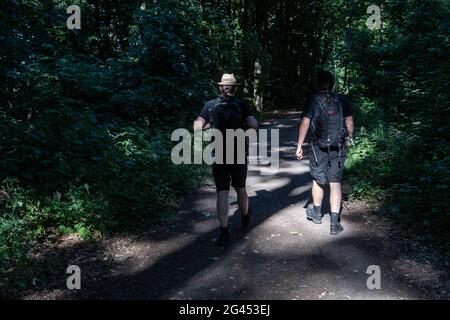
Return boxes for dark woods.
[0,0,449,288]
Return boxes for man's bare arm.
[297,117,311,146]
[295,117,311,159]
[345,116,354,138]
[245,115,259,130]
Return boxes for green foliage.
[0,0,214,272]
[337,0,450,240]
[0,178,104,265]
[346,97,450,238]
[1,0,449,291]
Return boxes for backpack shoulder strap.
[308,95,322,141]
[232,98,244,119]
[311,94,326,121]
[333,94,345,132]
[208,97,223,126]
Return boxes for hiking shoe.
[306,204,322,224]
[241,207,253,229]
[216,228,230,246]
[330,222,344,235]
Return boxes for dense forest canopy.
[0,0,449,288]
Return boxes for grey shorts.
[309,144,346,185]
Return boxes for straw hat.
[218,73,240,86]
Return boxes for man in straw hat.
[193,74,259,246]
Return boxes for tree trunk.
[253,59,263,111]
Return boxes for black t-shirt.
[199,96,253,126]
[302,92,353,119]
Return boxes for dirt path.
[21,111,449,300]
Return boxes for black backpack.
[309,92,345,149]
[208,96,248,161]
[209,96,244,132]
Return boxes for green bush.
[0,123,207,269]
[346,98,450,238]
[0,0,219,273]
[0,178,105,263]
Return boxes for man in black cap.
[295,70,355,235]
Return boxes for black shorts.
[212,164,248,192]
[309,144,346,185]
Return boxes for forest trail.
[21,111,449,300]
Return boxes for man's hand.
[193,117,206,131]
[344,136,354,148]
[295,145,303,160]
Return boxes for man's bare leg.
[307,179,324,224]
[329,182,344,235]
[217,191,229,228]
[235,187,248,216]
[329,182,342,214]
[236,187,251,228]
[312,180,324,207]
[216,190,231,246]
